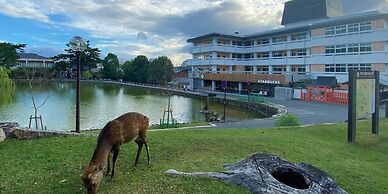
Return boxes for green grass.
[1,120,388,193]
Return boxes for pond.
[0,81,264,131]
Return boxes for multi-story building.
[15,53,54,68]
[184,0,388,95]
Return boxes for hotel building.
[183,0,388,95]
[15,53,54,69]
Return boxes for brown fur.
[82,112,150,194]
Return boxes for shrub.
[275,114,301,127]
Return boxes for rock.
[166,153,347,194]
[0,128,5,142]
[0,122,79,140]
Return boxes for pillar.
[253,66,258,74]
[211,80,216,91]
[201,80,204,88]
[229,65,233,73]
[286,64,291,73]
[238,82,242,94]
[269,65,273,74]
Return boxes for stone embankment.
[0,122,79,141]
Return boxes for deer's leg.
[134,137,143,166]
[106,152,111,176]
[111,145,121,179]
[143,137,151,165]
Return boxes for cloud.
[0,0,386,65]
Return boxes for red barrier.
[301,86,348,104]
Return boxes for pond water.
[0,81,263,131]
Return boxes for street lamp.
[69,36,87,133]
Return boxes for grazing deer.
[82,112,150,194]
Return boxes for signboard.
[258,80,280,85]
[348,70,380,142]
[356,79,375,119]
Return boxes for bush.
[82,70,93,79]
[275,114,301,127]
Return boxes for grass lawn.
[0,119,387,193]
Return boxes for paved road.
[214,98,348,128]
[206,92,385,129]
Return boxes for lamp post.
[69,36,87,133]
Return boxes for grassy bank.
[0,120,387,193]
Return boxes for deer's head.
[82,164,104,194]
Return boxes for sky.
[0,0,387,65]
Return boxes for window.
[297,67,306,73]
[257,38,270,45]
[348,64,372,71]
[257,52,269,59]
[273,36,287,43]
[273,66,283,73]
[325,27,335,35]
[244,41,254,47]
[232,53,242,59]
[335,25,347,34]
[291,33,307,41]
[360,21,372,32]
[273,50,287,58]
[335,64,346,72]
[360,43,372,53]
[244,53,253,60]
[325,64,335,72]
[347,44,359,53]
[291,49,306,57]
[348,23,359,33]
[335,44,347,54]
[232,41,242,46]
[359,64,372,70]
[325,46,335,55]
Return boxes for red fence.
[301,86,348,104]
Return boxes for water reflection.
[0,81,263,131]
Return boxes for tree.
[82,70,93,79]
[122,55,149,83]
[121,60,132,81]
[52,40,101,72]
[102,53,121,79]
[147,56,174,85]
[0,67,14,100]
[0,42,26,68]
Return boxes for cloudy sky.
[0,0,387,65]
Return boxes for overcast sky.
[0,0,387,65]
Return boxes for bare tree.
[25,70,52,130]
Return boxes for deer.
[82,112,150,194]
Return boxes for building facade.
[184,0,388,95]
[15,53,54,68]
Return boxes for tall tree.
[0,42,26,68]
[52,40,101,71]
[121,60,132,81]
[102,53,121,79]
[147,56,174,85]
[122,55,149,83]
